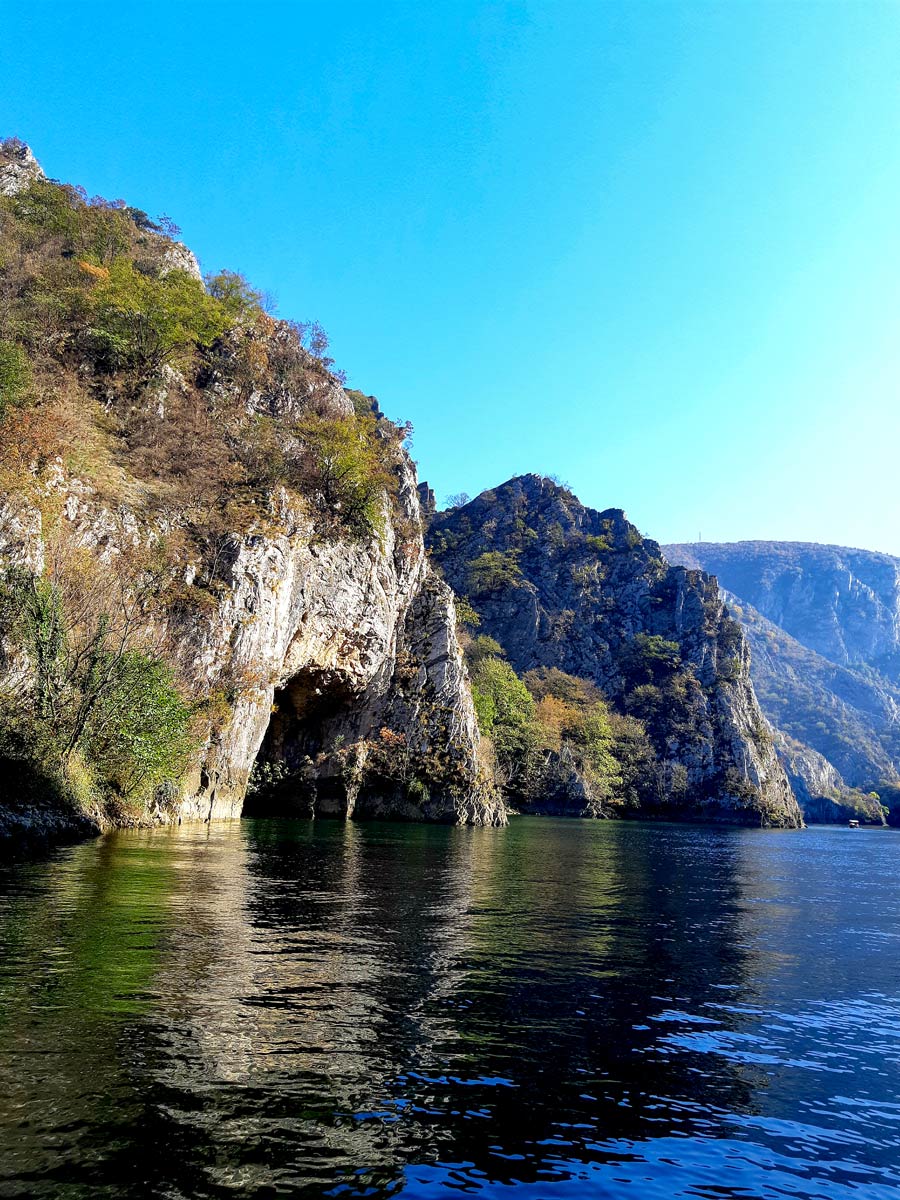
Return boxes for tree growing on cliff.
[84,259,232,394]
[0,549,195,816]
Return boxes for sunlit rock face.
[186,463,501,825]
[664,541,900,670]
[429,475,800,828]
[0,142,500,838]
[772,732,885,825]
[0,456,501,834]
[0,140,43,197]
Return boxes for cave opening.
[242,668,360,818]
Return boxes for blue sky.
[4,1,900,552]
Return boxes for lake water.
[0,818,898,1199]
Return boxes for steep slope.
[665,542,900,814]
[0,141,502,844]
[771,731,885,825]
[428,477,800,827]
[664,541,900,673]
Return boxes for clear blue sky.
[3,2,900,552]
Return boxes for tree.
[205,270,264,317]
[469,655,537,788]
[466,550,522,595]
[0,547,195,812]
[294,412,395,536]
[86,259,233,392]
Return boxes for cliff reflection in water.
[1,818,899,1199]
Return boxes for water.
[0,818,898,1199]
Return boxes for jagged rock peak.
[429,478,801,828]
[664,541,900,816]
[0,138,44,196]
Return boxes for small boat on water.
[848,819,860,828]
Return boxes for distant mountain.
[664,541,900,822]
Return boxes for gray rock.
[0,140,43,197]
[772,730,886,824]
[665,542,900,789]
[0,451,502,836]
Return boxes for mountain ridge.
[664,539,900,822]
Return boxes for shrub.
[466,550,522,595]
[85,258,233,392]
[0,565,196,813]
[454,596,481,628]
[292,412,396,537]
[205,270,265,317]
[624,632,682,683]
[80,651,194,799]
[469,655,537,782]
[0,340,32,415]
[465,634,504,667]
[524,667,622,799]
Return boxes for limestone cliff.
[0,141,501,843]
[0,454,502,842]
[772,731,885,825]
[428,476,801,827]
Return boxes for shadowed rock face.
[664,541,900,672]
[664,541,900,817]
[428,476,800,828]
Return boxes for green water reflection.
[0,818,898,1199]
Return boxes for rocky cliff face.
[664,542,900,814]
[665,541,900,673]
[772,731,885,825]
[428,477,801,827]
[0,449,502,840]
[0,142,502,843]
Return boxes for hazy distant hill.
[664,541,900,820]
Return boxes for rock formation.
[428,476,801,827]
[0,141,501,843]
[0,450,502,841]
[664,541,900,819]
[0,139,42,197]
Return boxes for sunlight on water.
[0,819,898,1198]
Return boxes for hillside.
[0,139,502,842]
[664,540,900,821]
[427,477,801,827]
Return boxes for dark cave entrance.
[242,668,360,818]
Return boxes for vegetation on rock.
[429,475,799,826]
[0,143,416,830]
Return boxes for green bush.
[470,656,535,755]
[81,651,194,799]
[454,596,481,628]
[0,568,195,813]
[0,340,32,415]
[205,270,265,317]
[466,550,522,595]
[624,633,682,683]
[85,258,233,391]
[293,412,395,537]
